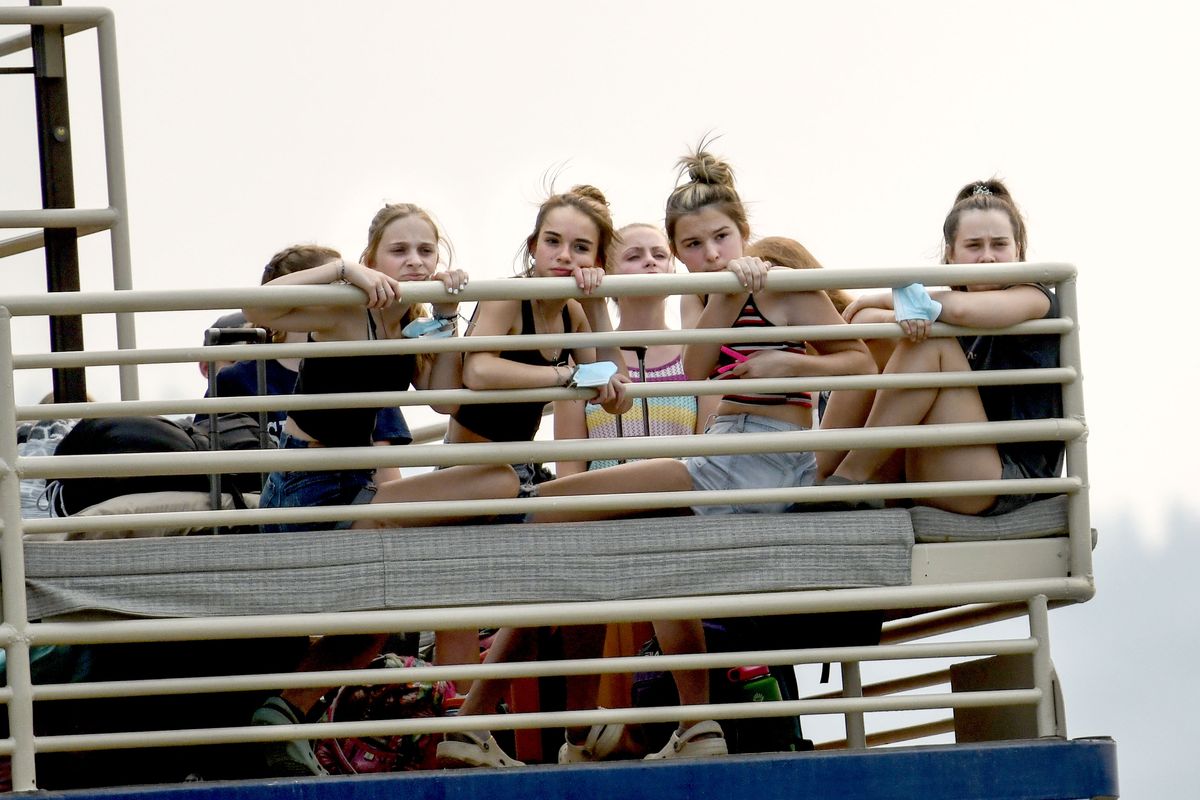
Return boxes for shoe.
[644,720,728,760]
[558,722,624,763]
[797,475,886,512]
[251,696,328,777]
[436,731,525,768]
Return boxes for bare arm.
[243,259,401,340]
[931,284,1051,328]
[552,398,590,477]
[461,300,573,390]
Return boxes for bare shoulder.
[760,288,844,326]
[469,298,524,336]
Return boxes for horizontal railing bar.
[0,263,1076,315]
[9,318,1072,369]
[14,368,1077,421]
[19,418,1084,479]
[0,6,109,26]
[815,718,957,750]
[25,640,1034,702]
[19,476,1079,535]
[0,207,118,230]
[0,224,108,259]
[807,669,953,700]
[882,602,1032,644]
[29,577,1094,645]
[0,17,96,59]
[24,689,1041,753]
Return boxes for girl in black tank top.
[447,186,631,450]
[243,204,520,531]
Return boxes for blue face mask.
[569,360,618,388]
[401,317,456,339]
[892,283,943,322]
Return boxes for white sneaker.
[557,722,624,764]
[436,731,524,768]
[644,720,728,760]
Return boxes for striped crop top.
[711,294,812,408]
[584,354,697,471]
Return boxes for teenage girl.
[553,223,717,476]
[528,146,873,762]
[242,204,519,777]
[434,185,631,770]
[817,179,1063,516]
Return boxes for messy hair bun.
[943,178,1028,262]
[665,140,749,254]
[520,181,619,274]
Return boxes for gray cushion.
[908,495,1068,543]
[19,511,914,620]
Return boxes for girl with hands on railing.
[817,180,1064,516]
[447,184,632,472]
[242,205,519,777]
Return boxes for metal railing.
[0,263,1090,791]
[0,4,139,400]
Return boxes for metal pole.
[0,309,39,790]
[94,9,139,400]
[1027,594,1056,737]
[841,661,867,748]
[31,0,86,404]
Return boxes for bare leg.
[559,625,608,743]
[815,388,876,480]
[531,459,693,523]
[436,629,480,694]
[832,338,1001,514]
[353,464,520,529]
[654,619,709,731]
[457,627,540,718]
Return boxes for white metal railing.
[0,4,139,399]
[0,264,1088,791]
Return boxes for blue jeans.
[258,433,376,533]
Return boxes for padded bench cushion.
[20,510,915,620]
[908,495,1068,543]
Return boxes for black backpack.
[46,415,274,517]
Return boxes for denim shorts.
[686,413,816,515]
[258,433,377,533]
[981,452,1038,517]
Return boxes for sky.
[2,1,1198,794]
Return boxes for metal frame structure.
[0,264,1096,793]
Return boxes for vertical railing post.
[0,309,39,790]
[841,661,867,749]
[95,10,139,401]
[31,0,88,405]
[1055,272,1092,583]
[1028,594,1056,737]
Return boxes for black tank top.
[452,299,571,442]
[289,312,417,448]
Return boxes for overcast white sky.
[3,1,1198,794]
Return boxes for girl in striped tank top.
[553,224,717,476]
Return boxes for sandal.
[436,731,524,769]
[644,719,728,760]
[558,721,625,764]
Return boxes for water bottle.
[726,666,798,753]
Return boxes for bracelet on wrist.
[433,312,459,322]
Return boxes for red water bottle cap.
[727,665,771,682]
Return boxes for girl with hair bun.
[526,144,873,763]
[819,179,1063,515]
[435,184,631,771]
